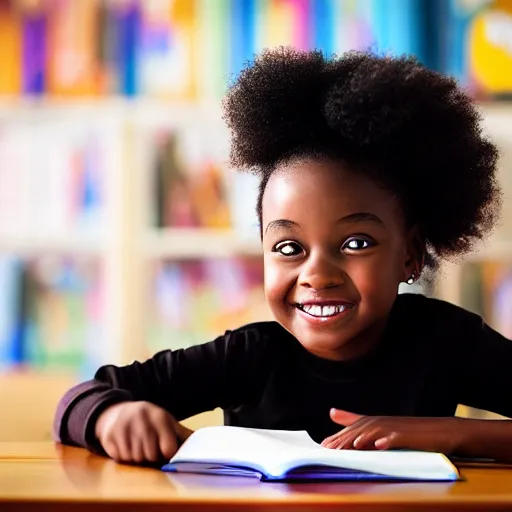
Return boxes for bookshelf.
[0,234,103,256]
[434,105,512,310]
[2,99,511,438]
[1,0,512,438]
[145,229,261,259]
[0,98,266,373]
[0,99,511,368]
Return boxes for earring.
[406,273,416,285]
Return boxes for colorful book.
[46,0,101,96]
[21,6,46,95]
[195,0,230,99]
[312,0,336,56]
[109,0,140,96]
[230,0,257,78]
[149,258,267,353]
[263,0,311,49]
[0,256,24,368]
[139,0,197,99]
[0,4,21,95]
[23,257,103,372]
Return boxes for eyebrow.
[264,212,384,234]
[264,219,300,234]
[338,212,384,225]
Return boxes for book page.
[168,426,459,480]
[169,426,319,476]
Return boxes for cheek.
[263,256,292,305]
[347,253,402,301]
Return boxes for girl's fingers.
[353,428,383,450]
[374,436,392,450]
[102,439,119,461]
[331,425,365,450]
[158,425,179,460]
[374,431,401,450]
[321,435,340,448]
[142,430,160,462]
[322,422,364,449]
[131,439,145,463]
[322,427,353,448]
[335,432,359,450]
[115,435,132,462]
[330,408,364,427]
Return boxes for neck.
[309,315,391,362]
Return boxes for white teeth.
[323,306,335,316]
[300,304,347,317]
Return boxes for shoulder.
[221,321,294,353]
[394,293,483,335]
[205,321,296,387]
[188,321,293,361]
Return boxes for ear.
[403,225,425,283]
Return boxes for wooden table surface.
[1,442,512,512]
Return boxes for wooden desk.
[1,443,512,512]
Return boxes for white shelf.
[0,234,103,257]
[0,97,509,132]
[145,229,262,259]
[0,97,510,365]
[0,97,224,124]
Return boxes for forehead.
[262,159,402,225]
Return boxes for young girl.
[55,48,512,465]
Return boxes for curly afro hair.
[222,47,501,271]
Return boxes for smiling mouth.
[295,303,354,318]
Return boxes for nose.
[299,251,346,290]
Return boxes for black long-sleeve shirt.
[54,293,512,452]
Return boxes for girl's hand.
[321,408,462,454]
[95,401,193,464]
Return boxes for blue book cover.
[21,9,46,95]
[312,0,335,56]
[230,0,257,78]
[113,0,141,97]
[0,256,24,368]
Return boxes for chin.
[294,329,352,355]
[288,313,373,358]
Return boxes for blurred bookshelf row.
[0,101,510,379]
[0,0,512,382]
[0,254,268,376]
[457,261,512,339]
[0,101,259,241]
[0,102,269,377]
[0,0,511,100]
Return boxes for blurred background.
[1,0,511,440]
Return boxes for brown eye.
[342,237,374,252]
[272,241,303,257]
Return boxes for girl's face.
[262,159,417,361]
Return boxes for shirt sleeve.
[53,325,271,451]
[453,310,512,418]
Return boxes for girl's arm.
[453,316,512,461]
[456,320,512,420]
[455,419,512,462]
[323,409,512,463]
[53,326,270,453]
[323,303,512,462]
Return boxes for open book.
[161,426,460,482]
